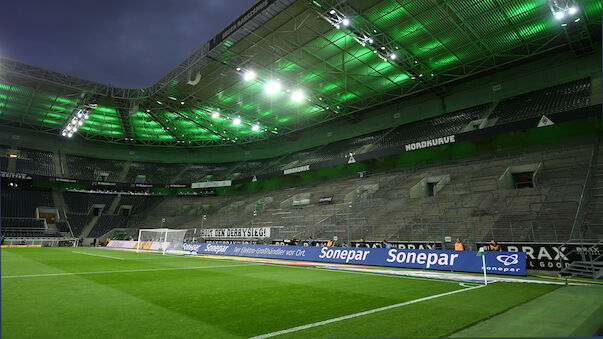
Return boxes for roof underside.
[0,0,600,148]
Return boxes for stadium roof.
[0,0,600,148]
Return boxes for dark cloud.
[0,0,257,88]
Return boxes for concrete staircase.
[52,190,69,215]
[583,161,603,241]
[119,161,131,182]
[81,216,100,238]
[106,194,122,215]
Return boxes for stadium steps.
[560,261,603,279]
[119,161,131,182]
[58,150,69,177]
[52,150,62,176]
[106,194,122,215]
[171,163,192,184]
[80,216,100,239]
[7,157,16,172]
[51,190,69,214]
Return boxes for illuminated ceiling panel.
[0,0,599,147]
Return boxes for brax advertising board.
[183,243,526,276]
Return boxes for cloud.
[0,0,257,87]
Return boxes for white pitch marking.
[1,263,260,279]
[249,284,485,339]
[71,250,126,260]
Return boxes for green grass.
[451,285,603,337]
[1,248,562,338]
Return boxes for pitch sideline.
[249,284,486,339]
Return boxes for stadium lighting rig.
[548,0,580,25]
[311,2,442,94]
[232,64,340,116]
[61,103,97,138]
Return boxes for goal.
[136,228,188,255]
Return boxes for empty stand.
[491,78,591,125]
[14,149,55,176]
[63,191,117,214]
[125,162,186,183]
[1,189,54,217]
[65,155,127,181]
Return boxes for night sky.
[0,0,258,88]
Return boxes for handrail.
[558,137,599,269]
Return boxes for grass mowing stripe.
[1,263,261,278]
[249,284,486,339]
[71,250,126,260]
[256,261,466,285]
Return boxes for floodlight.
[329,9,335,14]
[84,114,89,119]
[568,7,577,15]
[252,124,260,131]
[77,112,83,118]
[62,131,67,136]
[368,38,374,44]
[67,132,73,137]
[233,117,241,125]
[211,111,220,118]
[390,53,397,60]
[78,120,84,126]
[554,11,564,19]
[291,90,304,102]
[243,70,256,81]
[265,80,281,95]
[574,18,580,22]
[342,18,350,26]
[180,101,185,105]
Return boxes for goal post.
[136,228,188,255]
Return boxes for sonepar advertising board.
[183,243,526,276]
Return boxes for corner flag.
[477,247,487,285]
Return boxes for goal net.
[136,228,188,255]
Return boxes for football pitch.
[1,248,599,338]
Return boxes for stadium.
[1,0,602,337]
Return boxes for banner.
[478,242,601,271]
[209,0,276,49]
[192,180,232,189]
[106,240,137,249]
[284,165,310,175]
[182,243,526,276]
[200,227,271,239]
[1,171,33,180]
[352,241,443,250]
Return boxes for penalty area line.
[248,284,485,339]
[1,263,261,279]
